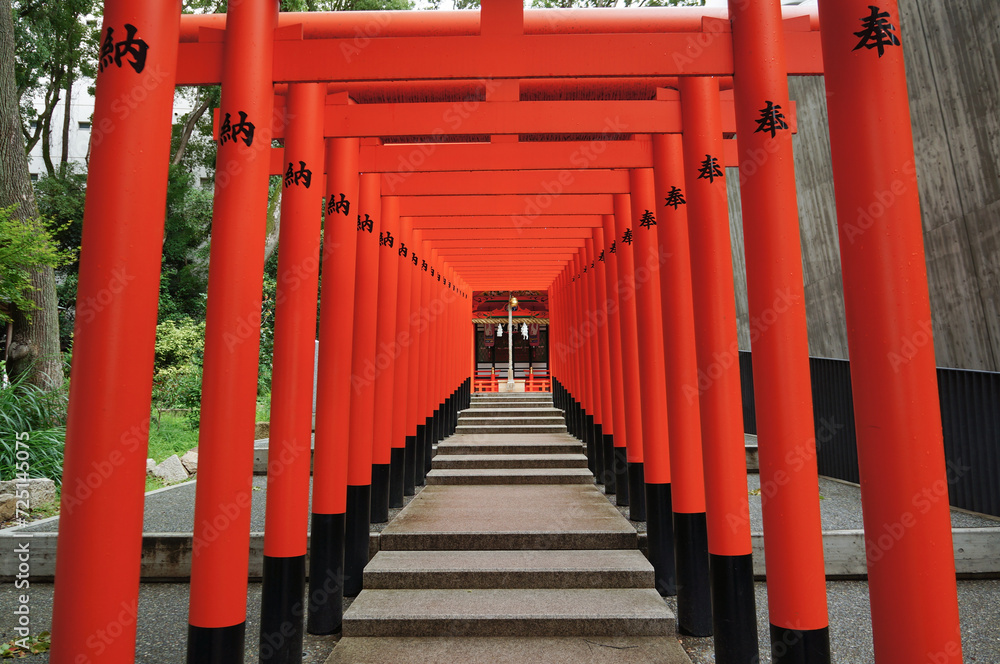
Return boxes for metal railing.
[739,351,1000,517]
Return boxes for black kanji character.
[664,186,686,209]
[853,5,900,57]
[598,250,605,262]
[399,243,408,257]
[357,214,373,233]
[219,111,255,148]
[639,210,656,229]
[697,154,724,183]
[284,161,312,189]
[421,260,428,272]
[753,100,789,138]
[328,193,350,217]
[622,228,633,245]
[114,24,149,74]
[380,230,394,247]
[412,253,418,266]
[609,241,617,254]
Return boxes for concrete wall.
[728,0,1000,371]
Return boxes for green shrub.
[0,361,67,485]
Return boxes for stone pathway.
[326,392,690,663]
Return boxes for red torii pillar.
[187,0,276,659]
[390,218,415,502]
[601,212,631,507]
[403,225,424,490]
[613,192,647,521]
[49,2,180,661]
[820,1,963,661]
[573,252,597,471]
[583,234,606,484]
[592,225,617,495]
[308,136,360,634]
[414,234,433,483]
[680,75,758,663]
[258,82,325,662]
[371,195,401,523]
[344,171,382,596]
[729,1,831,660]
[652,133,713,636]
[629,167,675,594]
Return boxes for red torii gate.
[52,1,962,664]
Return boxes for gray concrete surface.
[342,588,674,637]
[425,467,594,484]
[325,636,692,663]
[727,0,1000,371]
[363,550,654,589]
[378,484,637,550]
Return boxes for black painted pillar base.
[674,511,712,637]
[769,624,831,664]
[344,485,371,597]
[645,483,675,598]
[259,554,305,663]
[710,553,759,664]
[370,464,390,524]
[628,462,645,521]
[432,408,442,444]
[389,447,405,508]
[614,447,629,506]
[423,415,434,473]
[584,413,596,474]
[602,434,616,494]
[188,622,245,664]
[307,512,344,635]
[414,425,426,486]
[403,435,416,496]
[593,423,604,483]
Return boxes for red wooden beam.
[382,170,629,196]
[418,227,594,240]
[399,194,611,217]
[267,140,741,175]
[430,238,585,248]
[177,31,822,86]
[407,215,603,229]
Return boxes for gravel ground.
[599,474,999,534]
[17,478,423,534]
[0,582,351,663]
[668,579,1000,663]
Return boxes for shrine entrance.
[45,1,965,663]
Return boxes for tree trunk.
[0,0,64,390]
[171,94,211,166]
[60,70,73,174]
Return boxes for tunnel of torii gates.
[51,0,961,662]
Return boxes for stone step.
[456,424,568,435]
[342,588,673,637]
[379,485,637,551]
[426,468,594,485]
[327,636,692,664]
[469,401,555,408]
[458,416,568,426]
[432,454,588,470]
[363,550,654,589]
[437,440,583,456]
[460,407,564,417]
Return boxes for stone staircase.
[327,392,688,663]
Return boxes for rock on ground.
[0,478,57,506]
[0,494,15,521]
[180,450,198,474]
[147,458,156,474]
[152,455,189,484]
